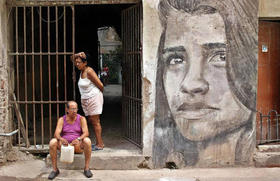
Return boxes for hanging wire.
[36,6,64,23]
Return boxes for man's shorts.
[81,92,103,116]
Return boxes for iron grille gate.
[121,3,142,147]
[257,110,280,145]
[9,5,76,150]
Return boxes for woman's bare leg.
[89,115,104,148]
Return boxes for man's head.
[66,101,78,116]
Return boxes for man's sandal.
[84,169,93,178]
[48,169,60,180]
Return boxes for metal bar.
[128,9,131,140]
[125,9,128,138]
[137,4,140,144]
[39,6,44,148]
[268,117,271,141]
[15,7,20,147]
[64,6,67,107]
[132,8,135,141]
[123,137,141,148]
[7,0,140,7]
[24,6,29,148]
[136,6,139,144]
[130,9,132,140]
[72,6,76,100]
[12,94,30,146]
[48,6,52,139]
[13,101,68,104]
[121,10,124,137]
[123,95,141,102]
[31,7,36,147]
[139,3,142,146]
[9,52,75,55]
[260,113,263,143]
[124,9,127,138]
[134,7,137,142]
[277,115,279,140]
[56,6,59,121]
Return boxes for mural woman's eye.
[169,58,184,65]
[167,54,185,66]
[208,51,226,67]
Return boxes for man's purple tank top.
[61,114,82,143]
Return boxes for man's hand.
[60,138,69,146]
[71,138,80,146]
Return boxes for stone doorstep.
[257,145,280,152]
[254,152,280,167]
[46,154,150,170]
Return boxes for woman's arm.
[79,116,89,139]
[87,67,104,92]
[70,52,86,62]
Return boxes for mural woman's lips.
[176,102,219,120]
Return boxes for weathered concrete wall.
[142,0,258,168]
[259,0,280,18]
[142,0,162,156]
[0,1,13,163]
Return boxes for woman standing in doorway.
[71,52,104,150]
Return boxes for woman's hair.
[80,52,91,63]
[153,0,257,168]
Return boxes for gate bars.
[9,6,76,149]
[257,110,280,145]
[121,3,142,148]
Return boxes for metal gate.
[257,110,280,145]
[9,5,76,151]
[121,3,142,147]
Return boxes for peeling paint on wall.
[152,0,258,168]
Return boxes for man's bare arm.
[54,117,68,145]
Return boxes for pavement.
[0,160,280,181]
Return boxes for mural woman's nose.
[180,71,209,95]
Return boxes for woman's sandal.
[92,145,103,151]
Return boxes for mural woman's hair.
[157,0,258,111]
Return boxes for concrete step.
[254,151,280,167]
[257,145,280,152]
[46,147,150,170]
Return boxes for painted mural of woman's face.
[162,10,251,141]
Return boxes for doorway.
[10,2,142,152]
[75,4,142,151]
[257,20,280,144]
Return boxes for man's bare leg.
[48,138,60,180]
[49,138,59,171]
[82,137,92,170]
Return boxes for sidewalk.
[0,160,279,181]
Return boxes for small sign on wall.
[262,44,268,53]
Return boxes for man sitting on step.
[48,101,93,180]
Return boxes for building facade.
[0,0,279,167]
